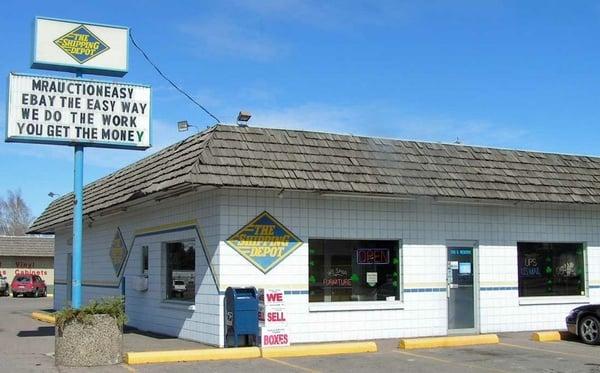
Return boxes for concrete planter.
[55,314,123,366]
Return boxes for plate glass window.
[165,241,195,301]
[518,242,585,297]
[308,239,400,302]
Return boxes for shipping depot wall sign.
[226,211,302,273]
[32,17,128,77]
[6,73,151,149]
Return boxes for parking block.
[261,341,378,358]
[399,334,499,349]
[531,331,571,342]
[125,347,261,365]
[31,311,55,324]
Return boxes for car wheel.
[579,316,600,345]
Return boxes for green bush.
[55,297,127,330]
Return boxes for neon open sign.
[356,248,389,265]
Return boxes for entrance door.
[447,245,477,333]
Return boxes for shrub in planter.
[55,297,127,366]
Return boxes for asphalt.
[2,296,600,372]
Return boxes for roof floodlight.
[237,111,251,127]
[177,120,190,132]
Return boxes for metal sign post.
[72,143,83,308]
[5,17,150,310]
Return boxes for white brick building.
[29,125,600,346]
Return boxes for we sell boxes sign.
[259,289,290,347]
[6,73,150,149]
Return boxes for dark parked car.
[0,275,9,296]
[566,305,600,345]
[11,274,47,298]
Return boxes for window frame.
[307,237,403,312]
[516,241,589,303]
[162,239,196,304]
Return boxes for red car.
[11,274,47,298]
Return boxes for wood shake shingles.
[29,124,600,233]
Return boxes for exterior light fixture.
[177,120,189,132]
[237,111,251,127]
[177,120,200,133]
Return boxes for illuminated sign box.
[6,73,151,150]
[356,248,389,265]
[32,17,128,77]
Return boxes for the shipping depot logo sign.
[6,73,151,149]
[33,17,128,77]
[54,25,110,64]
[226,212,302,273]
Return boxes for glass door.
[447,245,477,333]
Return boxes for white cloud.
[179,18,288,62]
[250,102,530,149]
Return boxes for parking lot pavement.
[0,296,57,372]
[3,297,600,373]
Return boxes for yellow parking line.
[499,342,600,360]
[396,350,511,373]
[264,357,320,373]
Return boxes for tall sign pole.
[5,17,151,309]
[71,67,84,308]
[72,144,83,307]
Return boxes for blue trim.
[83,283,120,289]
[36,16,129,31]
[135,225,196,238]
[217,290,309,295]
[4,74,9,143]
[32,17,129,77]
[481,286,518,291]
[590,285,600,289]
[11,71,149,88]
[404,288,446,293]
[6,136,150,150]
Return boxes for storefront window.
[165,241,195,301]
[518,242,585,297]
[308,239,400,302]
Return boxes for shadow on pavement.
[17,326,55,337]
[124,326,181,340]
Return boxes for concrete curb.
[531,331,570,342]
[31,311,56,324]
[125,342,378,365]
[399,334,499,349]
[125,347,261,365]
[261,341,378,358]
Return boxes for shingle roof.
[0,236,54,257]
[29,124,600,234]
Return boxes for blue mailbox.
[225,287,259,347]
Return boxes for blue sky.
[1,1,600,217]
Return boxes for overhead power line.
[129,30,221,124]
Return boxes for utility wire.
[129,30,221,124]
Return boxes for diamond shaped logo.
[226,211,302,273]
[54,25,110,64]
[109,228,127,276]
